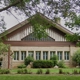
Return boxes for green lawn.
[10,68,80,74]
[0,74,80,80]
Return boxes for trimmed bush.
[36,68,43,74]
[58,60,65,68]
[24,56,34,66]
[59,69,63,74]
[45,69,50,74]
[0,69,10,74]
[17,64,26,68]
[17,69,30,74]
[33,60,53,68]
[50,55,58,66]
[73,70,78,74]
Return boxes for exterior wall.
[7,26,66,41]
[10,46,80,68]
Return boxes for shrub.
[72,50,80,67]
[59,69,63,74]
[50,55,58,66]
[73,70,78,74]
[17,69,28,74]
[45,69,50,74]
[24,56,34,66]
[17,64,26,68]
[36,68,43,74]
[33,60,53,68]
[58,60,65,68]
[0,69,10,74]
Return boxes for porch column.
[41,51,43,60]
[34,51,36,60]
[62,51,64,60]
[19,51,21,61]
[48,51,50,60]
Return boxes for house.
[1,13,80,69]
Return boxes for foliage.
[0,42,9,55]
[17,69,28,74]
[58,60,65,68]
[0,69,10,74]
[59,69,63,74]
[50,55,58,66]
[36,68,43,74]
[17,64,26,68]
[24,56,34,66]
[33,60,53,68]
[72,50,80,66]
[0,0,80,41]
[45,69,50,74]
[72,70,79,74]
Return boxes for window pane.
[57,51,62,60]
[28,51,34,58]
[36,51,41,60]
[50,51,55,58]
[43,51,48,60]
[64,51,69,60]
[14,51,19,60]
[21,51,26,60]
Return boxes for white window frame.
[28,51,34,58]
[50,51,55,58]
[36,51,41,60]
[64,51,69,60]
[43,51,48,60]
[21,51,26,60]
[57,51,62,60]
[14,51,19,60]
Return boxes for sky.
[0,9,80,33]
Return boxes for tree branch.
[0,1,20,12]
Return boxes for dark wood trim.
[8,46,10,69]
[4,41,76,47]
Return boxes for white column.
[26,51,28,57]
[48,51,50,60]
[34,51,36,60]
[41,51,43,60]
[19,51,21,61]
[62,51,64,60]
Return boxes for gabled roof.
[0,13,73,37]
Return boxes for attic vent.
[21,33,55,41]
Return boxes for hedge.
[33,60,53,68]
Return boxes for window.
[14,51,19,60]
[21,51,26,60]
[28,51,34,58]
[64,51,69,60]
[36,51,41,60]
[50,51,55,58]
[43,51,48,60]
[57,51,62,60]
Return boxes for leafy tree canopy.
[0,0,80,39]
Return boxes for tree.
[0,0,80,39]
[0,42,9,55]
[72,50,80,67]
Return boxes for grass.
[0,74,80,80]
[10,68,80,74]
